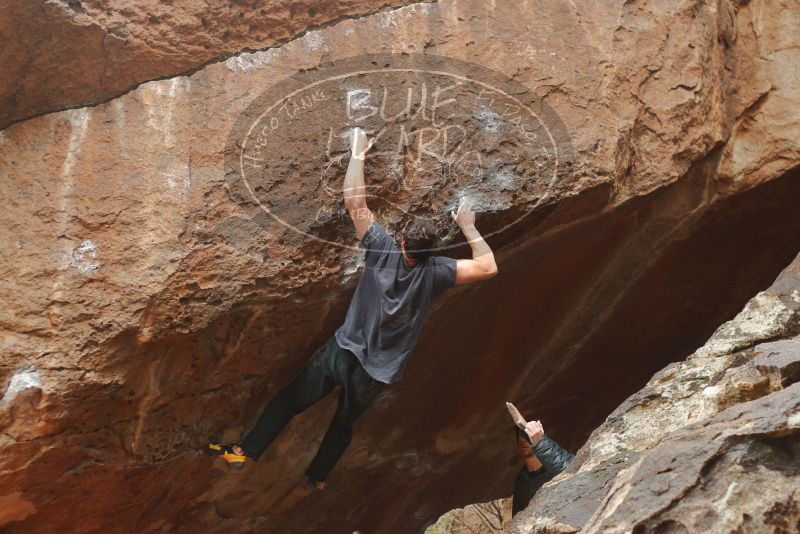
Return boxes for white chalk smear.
[72,240,100,274]
[343,250,366,278]
[377,11,396,28]
[305,32,326,51]
[788,411,800,429]
[2,368,42,404]
[475,106,503,133]
[140,77,190,147]
[61,108,91,179]
[225,49,276,72]
[386,155,404,179]
[490,170,517,190]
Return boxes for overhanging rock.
[1,0,800,532]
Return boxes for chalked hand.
[524,420,544,445]
[351,127,374,160]
[451,197,476,229]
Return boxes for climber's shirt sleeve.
[531,434,574,475]
[430,256,457,297]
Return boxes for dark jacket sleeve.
[531,434,574,475]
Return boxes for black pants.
[240,335,385,482]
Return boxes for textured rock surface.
[0,0,425,129]
[507,254,800,533]
[2,0,800,532]
[426,498,511,533]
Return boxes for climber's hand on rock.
[451,197,476,229]
[350,127,374,160]
[524,420,544,445]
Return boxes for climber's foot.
[306,477,327,491]
[205,440,247,469]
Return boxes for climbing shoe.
[306,478,327,490]
[205,441,246,470]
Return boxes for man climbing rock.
[512,420,574,516]
[207,126,498,489]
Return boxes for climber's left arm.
[525,420,574,475]
[531,435,574,475]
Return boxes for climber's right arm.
[343,128,374,239]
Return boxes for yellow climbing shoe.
[205,441,246,469]
[307,478,327,490]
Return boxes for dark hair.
[402,219,439,262]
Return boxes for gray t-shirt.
[335,222,457,384]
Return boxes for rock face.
[427,498,511,533]
[506,254,800,533]
[0,0,425,130]
[1,0,800,533]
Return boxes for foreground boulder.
[1,0,800,532]
[507,253,800,533]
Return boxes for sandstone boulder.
[1,0,800,532]
[507,254,800,533]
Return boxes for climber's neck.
[402,253,418,267]
[400,242,418,267]
[525,454,543,473]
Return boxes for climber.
[512,420,574,516]
[207,126,499,490]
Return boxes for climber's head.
[400,218,438,263]
[516,427,534,458]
